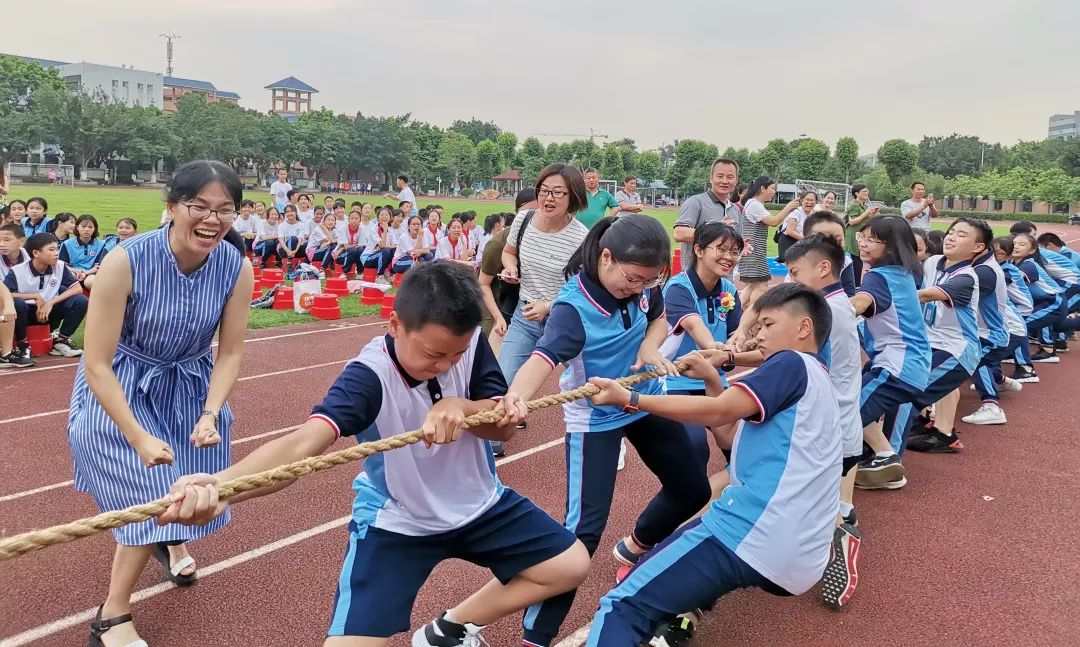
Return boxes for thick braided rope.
[0,361,685,561]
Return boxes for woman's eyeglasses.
[615,260,666,289]
[537,188,569,199]
[182,202,237,224]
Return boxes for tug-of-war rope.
[0,361,689,561]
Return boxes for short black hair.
[1010,221,1037,235]
[515,188,536,212]
[783,234,845,279]
[286,189,298,199]
[1037,232,1066,247]
[314,206,326,214]
[167,160,242,209]
[946,217,993,250]
[241,199,254,208]
[397,175,409,184]
[992,235,1014,255]
[753,282,832,349]
[910,181,925,190]
[25,232,59,257]
[0,223,26,238]
[351,201,362,207]
[850,184,867,197]
[395,261,483,335]
[803,210,845,235]
[399,200,412,209]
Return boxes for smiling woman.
[65,160,254,647]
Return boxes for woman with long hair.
[737,175,800,308]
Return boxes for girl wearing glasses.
[847,215,930,491]
[501,213,711,647]
[67,160,253,647]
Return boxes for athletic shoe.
[18,342,30,359]
[376,275,392,286]
[843,508,858,528]
[612,537,643,568]
[821,523,861,610]
[649,615,696,647]
[411,612,485,647]
[617,438,627,471]
[0,349,34,368]
[854,453,906,489]
[50,338,83,357]
[1054,340,1069,353]
[907,428,963,453]
[962,403,1007,425]
[490,441,505,457]
[515,419,527,431]
[1031,350,1059,363]
[1011,367,1039,383]
[999,377,1023,393]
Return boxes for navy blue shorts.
[859,367,922,426]
[327,489,576,638]
[909,349,973,409]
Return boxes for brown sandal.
[89,604,148,647]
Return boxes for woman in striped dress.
[737,175,799,309]
[68,160,254,647]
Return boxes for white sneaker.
[375,275,391,286]
[617,439,627,471]
[999,377,1023,393]
[49,340,83,357]
[962,403,1007,426]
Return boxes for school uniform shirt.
[424,222,445,242]
[60,237,105,271]
[436,234,473,263]
[343,224,365,251]
[1001,261,1034,318]
[390,223,408,247]
[309,331,507,535]
[819,282,864,460]
[269,180,292,210]
[476,231,494,259]
[278,220,307,243]
[971,255,1012,348]
[461,226,481,252]
[297,209,315,225]
[232,215,258,237]
[784,253,856,296]
[254,220,279,244]
[397,186,417,214]
[1038,248,1079,288]
[701,350,840,595]
[305,225,339,254]
[334,221,350,247]
[21,216,51,236]
[392,230,435,263]
[1057,246,1080,272]
[1017,258,1062,303]
[857,266,931,389]
[361,222,392,256]
[4,260,77,300]
[658,267,742,392]
[1,249,30,281]
[921,256,981,373]
[532,271,665,433]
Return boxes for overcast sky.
[6,0,1079,154]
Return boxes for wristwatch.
[720,350,736,373]
[622,389,641,414]
[200,409,219,424]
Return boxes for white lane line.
[0,409,71,425]
[0,425,300,503]
[0,437,566,646]
[0,319,386,376]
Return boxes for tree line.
[2,55,1079,206]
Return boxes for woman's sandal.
[89,605,149,647]
[152,543,197,587]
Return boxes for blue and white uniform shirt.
[1001,261,1034,318]
[921,256,981,373]
[819,283,864,459]
[60,237,105,271]
[971,255,1011,349]
[1017,258,1062,302]
[533,271,665,433]
[856,265,931,389]
[702,350,840,595]
[310,332,507,536]
[659,267,742,392]
[1038,248,1079,289]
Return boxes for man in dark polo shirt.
[673,157,740,265]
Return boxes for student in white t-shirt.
[360,206,396,280]
[253,208,281,266]
[276,205,307,269]
[386,175,417,216]
[306,212,344,271]
[297,193,315,224]
[392,215,436,274]
[231,199,259,255]
[269,168,292,213]
[436,219,476,267]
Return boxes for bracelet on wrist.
[200,409,219,424]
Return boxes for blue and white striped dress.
[68,225,243,545]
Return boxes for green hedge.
[763,203,1073,224]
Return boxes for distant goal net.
[5,163,75,187]
[794,179,852,213]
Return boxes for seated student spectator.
[232,200,258,254]
[60,215,105,291]
[306,211,343,271]
[22,197,51,235]
[583,283,840,646]
[297,193,315,224]
[254,207,282,267]
[5,232,88,357]
[0,205,10,227]
[323,195,335,214]
[100,218,139,258]
[5,199,28,227]
[339,209,366,276]
[0,280,33,367]
[47,212,76,243]
[277,205,307,270]
[304,204,326,239]
[286,189,300,213]
[389,209,406,245]
[360,206,397,282]
[159,262,590,647]
[0,223,29,281]
[436,218,476,267]
[357,201,374,227]
[391,215,435,274]
[477,213,505,260]
[425,206,445,241]
[460,211,480,252]
[253,200,267,220]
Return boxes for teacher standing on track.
[67,160,253,647]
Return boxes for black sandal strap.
[91,606,134,632]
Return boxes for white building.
[6,55,163,109]
[1048,112,1079,140]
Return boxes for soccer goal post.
[5,163,76,187]
[794,179,852,212]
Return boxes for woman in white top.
[359,206,396,280]
[306,212,344,271]
[253,208,281,267]
[499,164,590,382]
[736,175,800,309]
[276,205,307,270]
[436,218,476,266]
[391,215,435,274]
[778,190,817,261]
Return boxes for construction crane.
[531,128,609,143]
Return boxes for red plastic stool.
[261,268,284,290]
[264,256,277,268]
[393,272,403,287]
[253,266,262,281]
[346,269,357,280]
[325,277,349,297]
[26,324,53,356]
[272,287,294,311]
[361,268,377,282]
[310,293,341,320]
[671,249,682,275]
[311,260,323,271]
[251,284,263,301]
[361,287,383,306]
[380,293,396,318]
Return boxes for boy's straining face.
[807,221,844,248]
[754,305,814,360]
[389,318,474,381]
[786,255,833,293]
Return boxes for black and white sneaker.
[1054,340,1069,353]
[906,427,963,453]
[854,453,906,490]
[1031,349,1059,363]
[50,337,83,357]
[821,522,861,610]
[0,348,34,368]
[1011,367,1040,383]
[411,612,486,647]
[649,614,697,646]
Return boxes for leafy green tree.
[449,118,501,145]
[634,151,661,187]
[756,139,792,179]
[600,145,626,180]
[793,139,830,179]
[666,139,717,194]
[0,55,64,113]
[352,113,412,184]
[833,136,860,183]
[37,88,130,179]
[293,109,351,184]
[474,139,500,185]
[405,121,444,187]
[494,131,518,170]
[437,132,476,186]
[518,137,547,184]
[917,134,989,178]
[877,139,919,183]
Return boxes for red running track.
[3,314,1080,646]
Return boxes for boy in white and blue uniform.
[1015,251,1067,358]
[581,283,840,646]
[158,262,588,647]
[5,232,88,357]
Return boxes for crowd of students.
[13,158,1080,647]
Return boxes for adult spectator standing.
[844,184,881,285]
[386,175,417,216]
[613,176,645,215]
[673,158,740,265]
[268,168,291,213]
[576,167,619,228]
[901,181,937,232]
